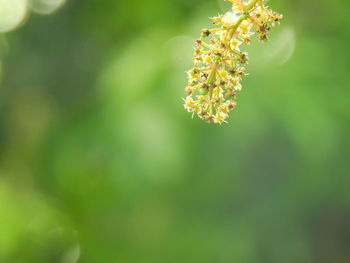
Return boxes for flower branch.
[183,0,283,124]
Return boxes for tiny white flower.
[234,84,242,91]
[222,11,240,26]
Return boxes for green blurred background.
[0,0,349,262]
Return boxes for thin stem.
[244,0,260,12]
[226,14,247,41]
[206,61,219,85]
[201,41,212,50]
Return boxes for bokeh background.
[0,0,349,262]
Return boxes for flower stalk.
[183,0,283,124]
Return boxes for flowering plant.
[183,0,282,124]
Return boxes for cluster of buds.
[183,0,282,124]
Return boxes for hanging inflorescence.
[183,0,282,124]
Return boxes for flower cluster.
[183,0,282,124]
